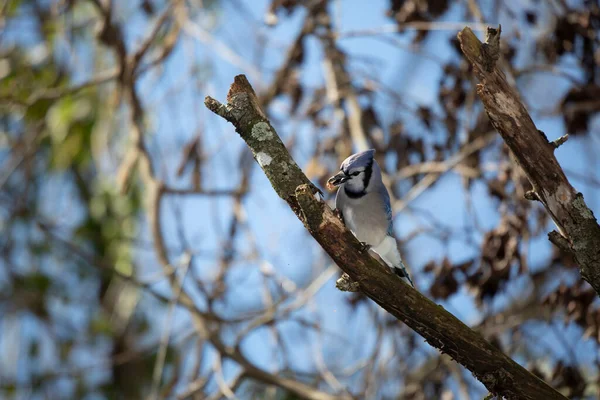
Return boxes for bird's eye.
[351,172,360,176]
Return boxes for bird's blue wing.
[379,186,394,236]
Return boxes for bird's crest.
[341,149,375,172]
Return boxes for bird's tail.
[393,261,415,288]
[373,236,415,288]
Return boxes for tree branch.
[458,26,600,297]
[205,74,567,400]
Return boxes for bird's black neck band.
[363,160,373,188]
[344,187,366,198]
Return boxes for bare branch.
[458,26,600,297]
[205,74,568,400]
[149,253,193,400]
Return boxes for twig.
[177,11,262,84]
[318,5,370,152]
[393,132,496,211]
[212,354,237,400]
[149,253,193,400]
[339,21,490,38]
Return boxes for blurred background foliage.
[1,0,600,399]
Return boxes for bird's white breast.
[340,192,389,247]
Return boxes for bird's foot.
[336,273,360,292]
[358,241,371,253]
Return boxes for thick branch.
[458,27,600,297]
[205,74,567,400]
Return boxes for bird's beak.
[326,171,349,190]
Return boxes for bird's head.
[326,149,378,194]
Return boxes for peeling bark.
[459,26,600,298]
[205,75,567,400]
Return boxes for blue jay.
[327,149,414,287]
